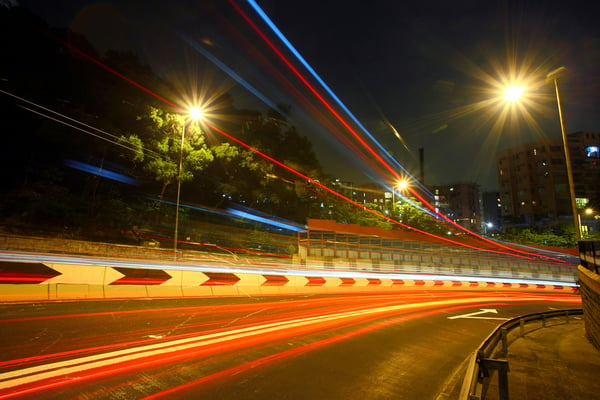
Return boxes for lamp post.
[174,107,203,260]
[503,67,580,242]
[546,66,580,241]
[578,207,594,238]
[392,179,409,213]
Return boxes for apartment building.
[430,183,482,232]
[496,131,600,228]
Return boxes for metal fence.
[578,240,600,274]
[298,230,579,282]
[460,308,583,400]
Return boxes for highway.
[0,290,581,399]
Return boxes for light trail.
[179,32,280,111]
[229,0,401,180]
[230,1,571,265]
[64,159,140,186]
[207,122,568,263]
[0,291,580,398]
[180,30,393,180]
[243,0,415,183]
[0,251,578,287]
[39,29,178,109]
[24,13,573,265]
[140,305,501,399]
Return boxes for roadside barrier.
[460,308,583,400]
[0,259,578,302]
[579,240,600,274]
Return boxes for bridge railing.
[460,308,583,400]
[298,230,579,282]
[578,240,600,274]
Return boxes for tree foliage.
[120,106,214,199]
[499,225,577,248]
[394,201,452,235]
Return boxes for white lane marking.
[0,297,530,390]
[447,308,510,320]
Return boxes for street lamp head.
[503,85,524,102]
[546,66,567,81]
[397,178,410,191]
[189,107,203,121]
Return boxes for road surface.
[0,290,581,399]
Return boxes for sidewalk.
[483,317,600,400]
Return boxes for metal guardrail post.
[501,328,508,353]
[461,308,583,400]
[480,358,510,400]
[519,319,525,336]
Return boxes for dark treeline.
[3,6,581,251]
[0,5,342,246]
[1,5,454,251]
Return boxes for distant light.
[486,222,494,228]
[397,179,409,191]
[504,85,524,102]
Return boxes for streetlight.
[391,178,410,213]
[502,67,580,242]
[174,107,203,260]
[546,66,580,241]
[579,207,595,238]
[504,85,525,102]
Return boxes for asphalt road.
[0,291,581,399]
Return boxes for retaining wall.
[578,265,600,351]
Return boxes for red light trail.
[29,7,572,264]
[0,291,581,399]
[227,1,570,264]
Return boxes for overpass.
[0,218,581,302]
[295,219,578,284]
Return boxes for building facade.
[496,131,600,229]
[430,183,482,232]
[481,191,502,234]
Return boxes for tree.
[120,106,214,200]
[500,225,577,248]
[394,201,452,235]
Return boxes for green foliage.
[119,135,144,163]
[0,7,373,244]
[499,225,577,248]
[353,203,392,229]
[394,202,451,235]
[122,106,214,198]
[211,143,239,162]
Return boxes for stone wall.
[578,265,600,351]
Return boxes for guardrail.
[579,240,600,274]
[460,308,583,400]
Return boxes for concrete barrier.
[0,259,579,302]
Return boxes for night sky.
[15,0,600,191]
